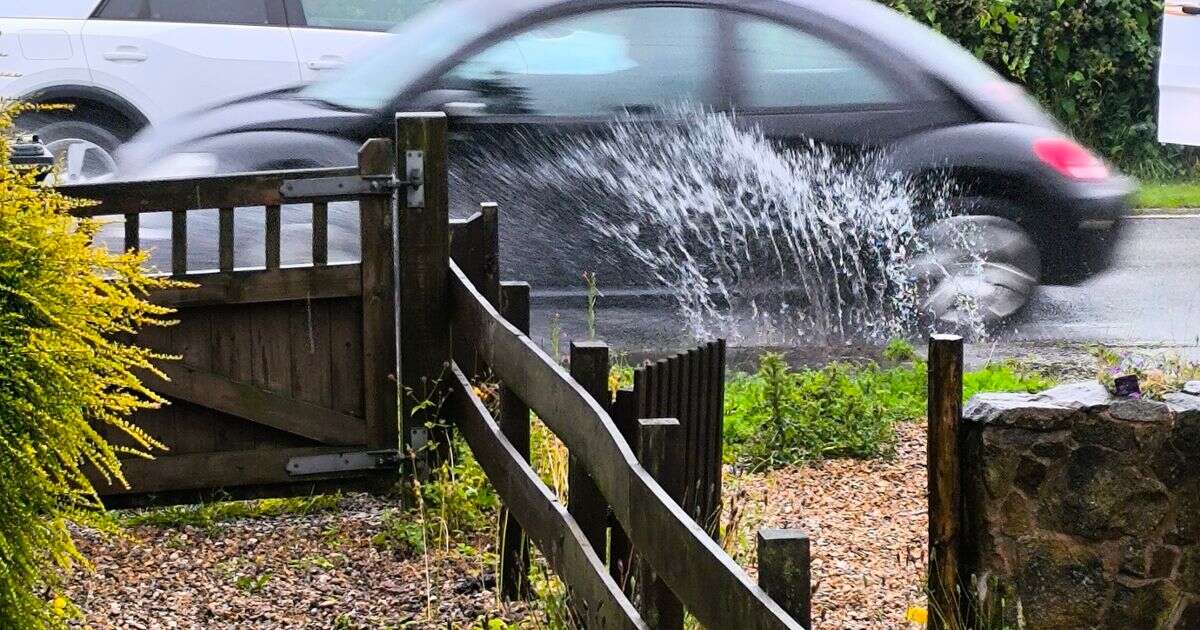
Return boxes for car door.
[283,0,422,82]
[415,5,726,291]
[83,0,300,122]
[1159,3,1200,146]
[726,11,962,150]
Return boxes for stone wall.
[961,382,1200,628]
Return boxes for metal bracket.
[405,150,425,208]
[279,149,424,205]
[285,450,401,476]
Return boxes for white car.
[1159,2,1200,146]
[0,0,426,181]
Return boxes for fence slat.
[265,204,282,271]
[499,281,532,601]
[569,342,612,565]
[636,418,685,630]
[312,202,328,266]
[447,364,646,630]
[449,262,800,630]
[928,334,964,630]
[219,207,235,272]
[171,210,187,276]
[124,212,140,252]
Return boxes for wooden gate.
[62,142,403,506]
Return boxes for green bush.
[887,0,1198,176]
[724,345,1053,471]
[0,106,175,626]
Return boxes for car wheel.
[910,214,1041,328]
[25,119,122,184]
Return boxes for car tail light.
[1032,138,1110,181]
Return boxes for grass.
[1136,180,1200,210]
[722,341,1054,472]
[120,493,343,531]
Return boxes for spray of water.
[455,107,980,345]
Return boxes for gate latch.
[286,450,401,476]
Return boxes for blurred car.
[0,0,430,182]
[114,0,1136,324]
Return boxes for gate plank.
[96,446,359,496]
[152,363,366,446]
[252,303,293,395]
[329,300,365,418]
[290,299,333,408]
[150,265,361,308]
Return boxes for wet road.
[104,211,1200,354]
[529,215,1200,354]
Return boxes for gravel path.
[736,421,928,629]
[65,425,930,628]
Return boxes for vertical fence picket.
[568,342,612,563]
[123,213,140,252]
[265,204,281,271]
[312,201,328,266]
[636,418,686,630]
[218,207,234,272]
[757,529,811,629]
[171,210,187,276]
[499,281,532,601]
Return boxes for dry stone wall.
[961,382,1200,628]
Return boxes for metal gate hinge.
[286,449,401,476]
[279,149,424,205]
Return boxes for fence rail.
[448,261,801,630]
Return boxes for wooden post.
[479,202,501,308]
[928,334,964,630]
[636,417,685,630]
[499,280,532,601]
[568,341,612,559]
[358,138,400,462]
[395,112,451,471]
[757,529,811,629]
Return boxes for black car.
[113,0,1136,326]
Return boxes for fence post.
[636,417,685,630]
[928,334,964,630]
[358,138,400,464]
[568,341,612,559]
[499,280,532,601]
[757,529,811,629]
[395,112,451,472]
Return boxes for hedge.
[887,0,1196,177]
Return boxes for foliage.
[885,0,1198,176]
[372,437,499,555]
[0,105,179,627]
[1092,346,1200,400]
[724,344,1053,471]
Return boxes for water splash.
[455,107,978,345]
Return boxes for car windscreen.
[299,2,493,111]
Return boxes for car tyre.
[21,117,123,183]
[910,214,1041,329]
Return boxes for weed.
[234,572,272,594]
[549,314,563,365]
[582,272,602,340]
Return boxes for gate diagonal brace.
[286,450,401,476]
[279,149,424,207]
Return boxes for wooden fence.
[61,143,403,506]
[64,112,816,627]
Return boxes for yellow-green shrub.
[0,106,175,627]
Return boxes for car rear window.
[0,0,99,18]
[94,0,272,26]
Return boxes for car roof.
[387,0,1053,127]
